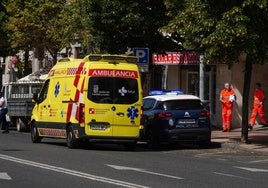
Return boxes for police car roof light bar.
[149,89,183,95]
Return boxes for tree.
[58,0,93,56]
[0,0,13,86]
[5,0,75,66]
[85,0,181,54]
[162,0,268,143]
[0,0,11,57]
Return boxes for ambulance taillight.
[79,103,85,124]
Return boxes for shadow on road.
[39,140,222,152]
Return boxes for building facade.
[150,52,268,129]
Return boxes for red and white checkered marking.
[38,128,67,138]
[67,67,87,75]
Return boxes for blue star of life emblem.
[127,106,138,121]
[54,82,60,97]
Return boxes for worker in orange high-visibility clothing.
[220,83,236,132]
[248,83,268,130]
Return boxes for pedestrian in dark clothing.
[0,92,8,133]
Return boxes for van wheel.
[66,126,78,149]
[31,123,42,143]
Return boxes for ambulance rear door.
[86,74,114,137]
[111,72,141,138]
[86,66,141,138]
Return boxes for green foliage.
[5,0,70,60]
[163,0,268,65]
[0,0,11,57]
[85,0,180,54]
[4,0,182,60]
[163,0,268,142]
[54,0,92,49]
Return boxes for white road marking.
[235,166,268,172]
[195,151,227,158]
[107,164,184,180]
[214,172,251,180]
[0,172,12,180]
[247,159,268,164]
[0,154,148,188]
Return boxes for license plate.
[90,124,108,130]
[176,124,199,128]
[178,119,196,124]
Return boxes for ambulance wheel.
[31,123,42,143]
[66,126,78,149]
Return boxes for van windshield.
[88,77,138,104]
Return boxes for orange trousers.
[222,103,233,130]
[249,104,267,126]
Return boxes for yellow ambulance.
[31,54,143,149]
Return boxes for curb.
[211,137,268,155]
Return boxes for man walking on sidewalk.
[248,83,268,130]
[0,92,8,133]
[220,83,236,132]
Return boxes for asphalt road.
[0,130,267,188]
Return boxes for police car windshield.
[88,77,138,104]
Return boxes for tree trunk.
[24,50,31,75]
[52,49,58,66]
[241,57,252,143]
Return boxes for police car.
[140,90,211,149]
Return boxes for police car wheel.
[198,140,211,149]
[66,127,78,149]
[31,124,42,143]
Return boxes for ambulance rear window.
[88,77,138,104]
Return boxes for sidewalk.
[211,125,268,154]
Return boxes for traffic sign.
[133,48,149,64]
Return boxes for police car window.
[163,99,203,110]
[143,98,156,110]
[88,77,138,104]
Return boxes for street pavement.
[212,125,268,154]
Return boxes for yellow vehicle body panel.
[31,55,143,142]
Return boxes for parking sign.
[133,48,149,64]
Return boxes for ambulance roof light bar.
[85,54,138,63]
